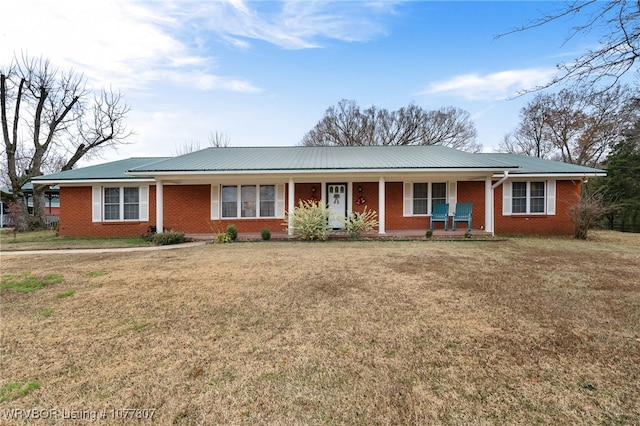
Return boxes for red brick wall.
[457,181,486,230]
[58,186,156,238]
[384,182,430,230]
[183,184,288,234]
[295,183,320,203]
[352,182,378,214]
[494,180,581,235]
[57,180,582,237]
[163,185,211,233]
[382,181,488,231]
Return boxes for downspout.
[489,171,509,237]
[491,171,509,190]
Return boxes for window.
[241,185,256,217]
[103,187,140,221]
[512,181,545,214]
[432,183,447,206]
[512,182,527,214]
[260,185,275,217]
[221,185,276,218]
[222,186,238,218]
[411,182,447,215]
[530,182,545,213]
[413,183,428,215]
[123,187,139,220]
[104,188,121,220]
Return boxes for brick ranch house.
[32,145,605,238]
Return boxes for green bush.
[214,233,232,244]
[341,207,379,239]
[226,224,238,241]
[425,229,434,239]
[151,230,188,245]
[285,200,334,241]
[261,228,271,241]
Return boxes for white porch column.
[484,176,493,234]
[378,176,386,234]
[155,180,164,233]
[288,178,295,236]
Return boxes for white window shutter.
[275,184,286,218]
[92,186,102,222]
[210,185,220,220]
[139,186,149,221]
[546,180,556,215]
[448,181,457,215]
[403,182,412,216]
[502,181,512,216]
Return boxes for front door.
[327,183,347,229]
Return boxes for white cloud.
[171,71,262,93]
[198,0,394,49]
[419,68,557,101]
[1,0,261,94]
[2,0,399,94]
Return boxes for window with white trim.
[412,182,447,215]
[512,181,545,214]
[413,183,428,215]
[432,182,447,206]
[221,185,276,218]
[103,187,140,221]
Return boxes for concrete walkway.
[0,241,207,256]
[2,229,494,256]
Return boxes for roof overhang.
[493,172,607,179]
[127,167,521,178]
[32,178,156,186]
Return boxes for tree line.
[300,100,482,152]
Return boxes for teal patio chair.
[430,203,449,231]
[452,202,472,231]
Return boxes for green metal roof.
[31,147,606,183]
[481,153,606,175]
[32,158,169,182]
[128,145,519,173]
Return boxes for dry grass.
[1,231,639,425]
[0,229,153,251]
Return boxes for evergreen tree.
[597,120,640,232]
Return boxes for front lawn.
[1,231,638,424]
[0,228,153,251]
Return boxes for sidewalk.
[0,241,206,256]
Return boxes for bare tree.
[302,100,377,147]
[499,0,640,90]
[569,191,615,239]
[1,55,132,229]
[500,85,637,166]
[421,107,481,151]
[375,104,425,146]
[171,130,232,156]
[301,100,480,151]
[171,140,204,157]
[499,98,556,159]
[208,130,231,147]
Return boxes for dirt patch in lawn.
[1,231,639,424]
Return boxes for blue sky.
[3,1,603,166]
